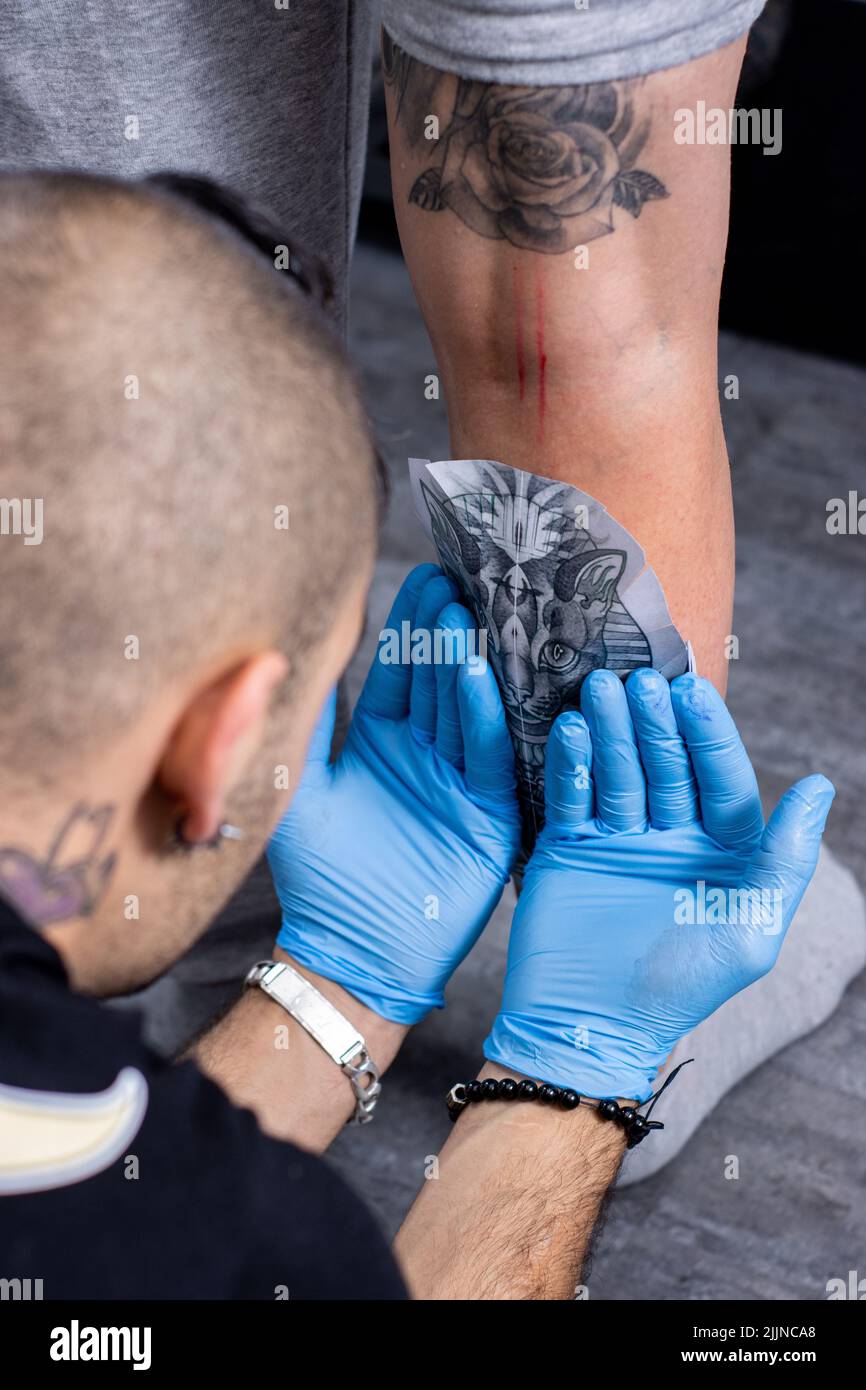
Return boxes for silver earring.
[218,823,245,842]
[171,819,245,851]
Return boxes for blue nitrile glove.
[485,667,835,1101]
[268,564,522,1024]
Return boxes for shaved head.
[0,171,378,786]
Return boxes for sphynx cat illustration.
[420,465,652,841]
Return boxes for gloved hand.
[485,667,835,1101]
[269,564,522,1024]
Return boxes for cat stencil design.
[421,467,651,839]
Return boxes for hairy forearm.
[394,1063,626,1300]
[193,947,407,1151]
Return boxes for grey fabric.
[383,0,766,83]
[0,1,377,1048]
[0,0,770,1059]
[0,0,375,326]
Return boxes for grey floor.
[322,241,866,1300]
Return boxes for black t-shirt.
[0,896,406,1300]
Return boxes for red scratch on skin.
[535,276,547,442]
[513,263,526,402]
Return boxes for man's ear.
[157,651,288,844]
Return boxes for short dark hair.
[0,170,380,782]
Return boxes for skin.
[384,35,749,694]
[4,34,764,1282]
[15,561,829,1302]
[0,28,774,1291]
[195,947,409,1149]
[35,574,373,995]
[6,558,624,1300]
[395,1062,625,1301]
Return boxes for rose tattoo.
[383,35,668,254]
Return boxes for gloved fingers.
[580,669,647,832]
[303,687,337,776]
[357,563,444,722]
[408,573,460,741]
[267,691,337,857]
[742,774,835,913]
[455,655,517,803]
[434,602,476,766]
[670,675,764,855]
[625,668,699,828]
[543,711,594,832]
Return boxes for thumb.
[742,774,835,917]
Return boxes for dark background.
[723,0,866,364]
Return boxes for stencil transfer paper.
[410,457,692,845]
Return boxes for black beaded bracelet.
[445,1060,693,1149]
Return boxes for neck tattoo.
[0,802,117,925]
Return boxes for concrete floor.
[321,241,866,1300]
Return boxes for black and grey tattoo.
[411,459,691,846]
[0,803,116,925]
[383,33,669,253]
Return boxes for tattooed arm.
[383,31,748,692]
